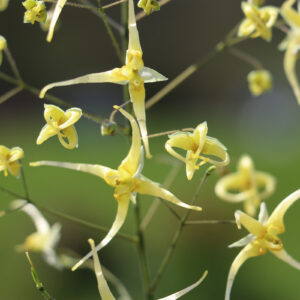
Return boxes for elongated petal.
[46,223,62,250]
[202,136,229,166]
[135,175,202,211]
[228,234,254,248]
[193,122,208,155]
[36,124,58,145]
[88,239,116,300]
[72,197,130,271]
[166,133,194,151]
[59,108,82,130]
[40,70,126,98]
[9,147,24,162]
[46,0,67,42]
[234,210,265,237]
[225,243,260,300]
[11,200,50,234]
[129,82,151,158]
[30,160,115,179]
[139,67,168,83]
[283,34,300,105]
[158,270,208,300]
[281,0,300,29]
[258,202,269,224]
[267,189,300,234]
[44,104,65,125]
[271,248,300,270]
[115,106,142,176]
[43,247,63,270]
[58,126,78,149]
[128,0,142,52]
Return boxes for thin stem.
[136,0,171,21]
[4,47,22,82]
[134,196,153,300]
[0,185,137,243]
[0,86,23,104]
[0,71,105,124]
[228,47,263,70]
[145,24,247,110]
[98,0,123,63]
[148,128,194,139]
[148,166,215,296]
[185,220,236,225]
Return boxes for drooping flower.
[39,0,167,158]
[0,145,23,177]
[12,200,62,269]
[247,69,272,96]
[36,104,82,149]
[238,2,278,41]
[0,35,7,66]
[225,190,300,300]
[165,122,229,180]
[89,239,208,300]
[138,0,160,15]
[22,0,47,24]
[280,0,300,105]
[31,106,201,271]
[215,155,275,216]
[0,0,9,11]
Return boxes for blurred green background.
[1,0,300,299]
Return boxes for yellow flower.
[36,104,82,149]
[280,0,300,105]
[165,122,229,180]
[39,0,167,158]
[0,0,9,11]
[0,35,7,66]
[89,239,208,300]
[0,145,23,177]
[225,190,300,300]
[31,106,201,271]
[238,2,278,41]
[12,200,62,269]
[247,69,272,96]
[22,0,47,24]
[215,155,275,216]
[138,0,160,15]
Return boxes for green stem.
[98,0,123,64]
[148,166,215,297]
[134,196,153,300]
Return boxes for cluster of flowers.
[1,0,300,299]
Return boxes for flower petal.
[258,202,269,224]
[39,70,126,98]
[30,160,115,179]
[128,0,142,53]
[44,104,65,125]
[59,107,82,130]
[157,270,208,300]
[7,161,22,177]
[281,0,300,29]
[225,243,261,300]
[58,126,78,149]
[271,248,300,270]
[255,171,276,199]
[139,67,168,83]
[88,239,117,300]
[36,124,58,145]
[267,189,300,234]
[228,234,254,248]
[47,0,67,42]
[9,147,24,162]
[202,136,229,166]
[135,175,202,211]
[72,197,130,271]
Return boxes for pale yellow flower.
[23,0,47,24]
[31,106,201,271]
[238,2,278,41]
[39,0,167,158]
[0,145,23,177]
[165,122,229,180]
[138,0,160,15]
[247,69,272,96]
[225,190,300,300]
[0,0,9,11]
[0,35,7,66]
[215,155,275,216]
[280,0,300,105]
[36,104,82,149]
[12,200,62,269]
[89,239,207,300]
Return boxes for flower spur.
[215,155,275,216]
[89,239,208,300]
[39,0,167,158]
[165,122,229,180]
[225,189,300,300]
[31,106,202,271]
